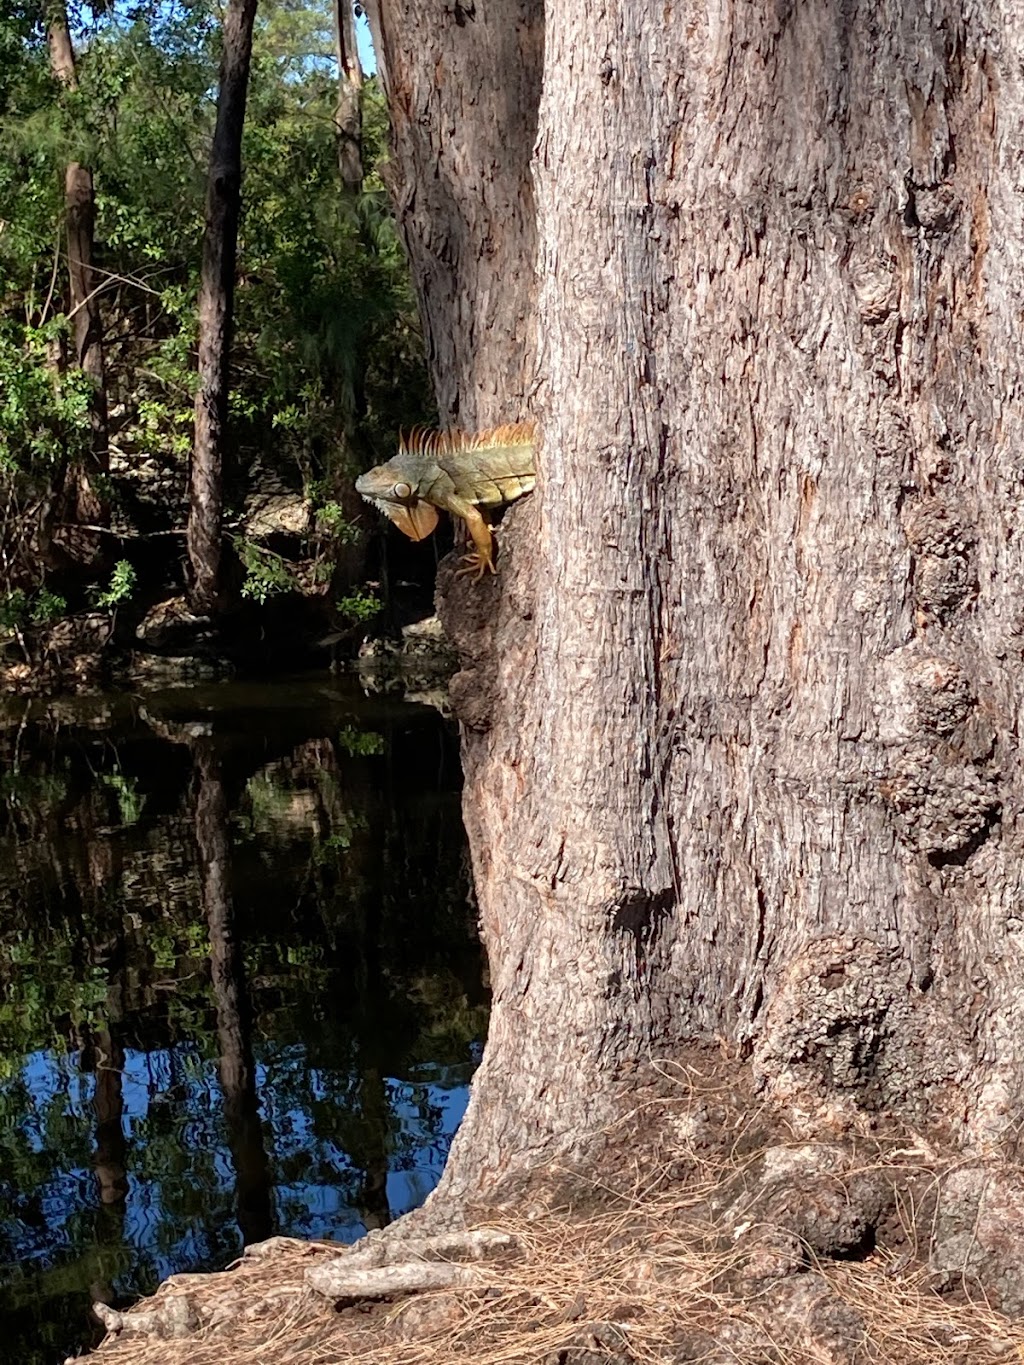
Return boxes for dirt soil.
[78,1049,1024,1365]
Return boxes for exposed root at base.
[306,1229,517,1299]
[76,1055,1024,1365]
[92,1299,199,1341]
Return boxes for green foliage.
[318,826,354,854]
[31,587,67,623]
[337,725,386,757]
[101,771,145,825]
[237,538,296,603]
[244,768,297,826]
[0,590,29,633]
[0,319,92,477]
[335,589,380,625]
[94,559,137,608]
[0,586,68,638]
[314,498,360,544]
[0,0,432,627]
[0,767,68,808]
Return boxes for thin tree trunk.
[46,2,109,541]
[333,0,363,193]
[367,0,1024,1208]
[328,3,371,592]
[187,0,258,615]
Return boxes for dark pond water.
[0,678,484,1365]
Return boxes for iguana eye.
[393,482,413,499]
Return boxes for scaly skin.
[355,422,536,579]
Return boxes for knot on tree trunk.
[878,643,1001,863]
[754,933,969,1127]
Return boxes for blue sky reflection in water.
[0,679,484,1364]
[12,1048,470,1269]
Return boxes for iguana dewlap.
[355,422,536,579]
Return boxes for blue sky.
[356,10,376,73]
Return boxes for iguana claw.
[455,550,497,582]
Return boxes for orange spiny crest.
[398,420,536,458]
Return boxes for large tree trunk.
[366,0,1024,1203]
[46,3,109,541]
[363,0,540,427]
[187,0,258,615]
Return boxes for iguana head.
[355,457,440,542]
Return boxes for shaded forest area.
[0,0,437,689]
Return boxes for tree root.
[306,1260,483,1298]
[85,1227,517,1349]
[305,1228,517,1300]
[92,1297,199,1340]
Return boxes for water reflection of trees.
[0,685,485,1365]
[193,735,274,1247]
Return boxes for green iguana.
[355,422,536,579]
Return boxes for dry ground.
[79,1053,1024,1365]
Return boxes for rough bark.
[333,0,363,192]
[46,2,109,537]
[187,0,258,615]
[364,0,541,427]
[367,0,1024,1202]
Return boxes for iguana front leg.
[452,504,496,580]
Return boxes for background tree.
[186,0,259,614]
[333,0,362,193]
[364,0,1024,1203]
[44,0,109,550]
[193,736,274,1245]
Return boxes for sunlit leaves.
[1,0,431,608]
[0,319,91,477]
